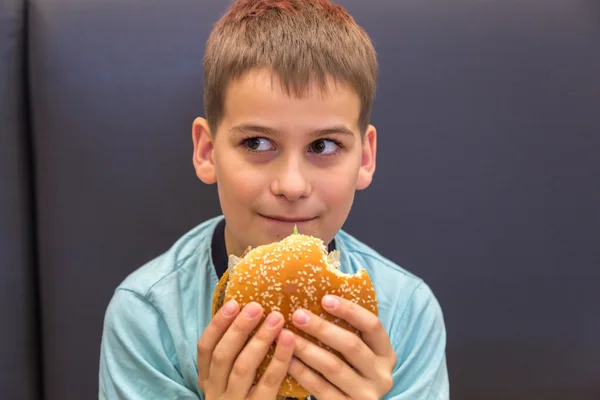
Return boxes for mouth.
[259,214,318,223]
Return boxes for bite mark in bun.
[211,226,378,399]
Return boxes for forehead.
[220,69,361,131]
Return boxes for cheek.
[316,163,359,207]
[215,151,264,202]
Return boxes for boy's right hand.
[197,300,295,400]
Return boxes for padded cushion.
[28,0,223,398]
[28,0,600,399]
[0,0,41,399]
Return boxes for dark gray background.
[2,0,599,399]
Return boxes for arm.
[385,282,449,400]
[99,289,200,399]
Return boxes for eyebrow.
[229,123,356,138]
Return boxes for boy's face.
[193,69,376,257]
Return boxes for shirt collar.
[211,218,337,279]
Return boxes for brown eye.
[247,138,261,150]
[243,137,273,152]
[311,140,326,153]
[309,139,340,155]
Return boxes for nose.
[270,157,312,201]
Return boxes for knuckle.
[244,333,276,360]
[365,316,381,333]
[322,356,344,376]
[294,336,309,353]
[346,300,357,313]
[314,316,328,332]
[367,392,381,400]
[254,325,277,345]
[196,339,209,357]
[273,344,292,362]
[344,335,363,354]
[260,368,282,388]
[356,387,379,400]
[390,351,398,367]
[381,373,394,393]
[229,318,248,334]
[211,349,229,366]
[355,391,371,400]
[212,314,232,330]
[230,360,250,378]
[241,341,265,363]
[288,360,306,380]
[258,357,288,390]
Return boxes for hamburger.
[211,226,378,399]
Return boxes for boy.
[99,0,449,399]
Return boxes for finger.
[292,333,367,399]
[197,300,240,384]
[209,302,264,394]
[226,312,285,398]
[292,308,377,379]
[288,357,348,400]
[252,329,296,399]
[321,295,394,358]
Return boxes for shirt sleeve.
[99,289,201,400]
[383,282,450,400]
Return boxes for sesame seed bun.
[211,229,378,399]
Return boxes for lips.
[259,214,317,223]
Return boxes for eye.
[309,139,340,155]
[243,137,274,152]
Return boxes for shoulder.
[101,216,223,383]
[334,229,445,332]
[335,229,425,296]
[114,215,223,299]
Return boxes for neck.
[223,224,247,257]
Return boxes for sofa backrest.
[0,1,41,399]
[27,0,223,398]
[13,0,600,399]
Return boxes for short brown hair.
[203,0,378,134]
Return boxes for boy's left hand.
[288,295,396,400]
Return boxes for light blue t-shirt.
[99,215,449,399]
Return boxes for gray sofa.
[2,0,599,399]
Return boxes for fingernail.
[293,310,310,325]
[244,303,262,318]
[265,312,282,328]
[323,295,340,309]
[222,300,238,317]
[280,330,294,346]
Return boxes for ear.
[356,124,377,190]
[192,117,217,184]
